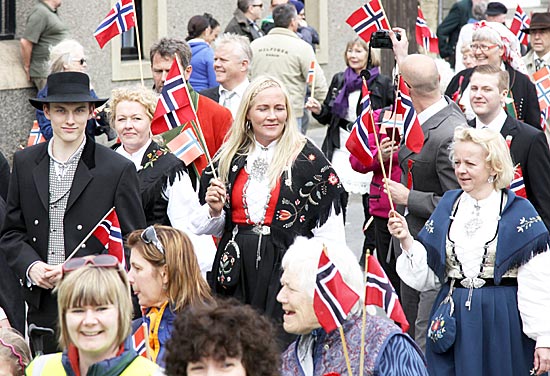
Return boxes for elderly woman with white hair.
[35,39,112,141]
[278,236,427,376]
[445,21,539,127]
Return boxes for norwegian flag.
[94,0,136,49]
[151,59,197,135]
[396,76,424,153]
[365,255,409,332]
[27,120,46,147]
[92,208,126,269]
[167,128,204,166]
[505,136,527,198]
[131,322,147,358]
[313,249,360,333]
[307,60,315,84]
[533,66,550,112]
[346,0,390,43]
[345,81,375,167]
[509,5,530,46]
[541,107,549,131]
[416,7,439,54]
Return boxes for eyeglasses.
[72,58,87,65]
[470,43,499,52]
[62,254,120,274]
[252,3,263,8]
[141,226,165,255]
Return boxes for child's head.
[0,328,31,376]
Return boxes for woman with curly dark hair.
[164,298,280,376]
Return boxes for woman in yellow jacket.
[26,255,159,375]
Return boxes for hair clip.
[0,338,25,372]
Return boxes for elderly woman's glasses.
[62,254,119,274]
[141,226,165,255]
[470,43,498,52]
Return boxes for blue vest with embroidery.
[418,189,549,284]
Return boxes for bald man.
[386,31,467,351]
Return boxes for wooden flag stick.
[363,77,395,212]
[339,326,354,376]
[131,0,144,87]
[66,207,115,262]
[359,249,371,376]
[173,54,218,180]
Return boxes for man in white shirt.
[200,33,252,118]
[522,13,550,76]
[468,64,550,229]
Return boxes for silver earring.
[487,175,495,183]
[246,120,252,130]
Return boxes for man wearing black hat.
[0,71,146,354]
[522,13,550,76]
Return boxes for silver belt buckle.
[253,225,270,236]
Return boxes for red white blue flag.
[396,76,424,153]
[533,66,550,111]
[151,60,197,135]
[92,208,126,269]
[94,0,136,49]
[416,7,439,54]
[345,81,374,167]
[509,5,530,47]
[313,248,360,333]
[27,120,46,147]
[131,322,147,357]
[365,255,409,332]
[167,128,204,166]
[346,0,390,43]
[307,60,315,85]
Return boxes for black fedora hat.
[485,2,507,16]
[522,12,550,34]
[29,71,108,110]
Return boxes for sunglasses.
[141,226,165,255]
[62,254,120,274]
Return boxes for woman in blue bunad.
[388,127,550,376]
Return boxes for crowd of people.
[1,0,550,375]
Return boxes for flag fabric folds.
[132,322,147,358]
[509,5,530,46]
[396,76,424,153]
[307,60,315,84]
[313,250,360,333]
[151,60,197,136]
[345,81,375,167]
[167,128,204,166]
[365,255,409,332]
[416,7,439,54]
[92,209,126,269]
[346,0,390,43]
[27,120,46,147]
[533,67,550,111]
[94,0,136,49]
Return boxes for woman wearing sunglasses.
[25,255,159,375]
[126,225,214,368]
[109,86,216,276]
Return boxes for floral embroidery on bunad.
[143,147,169,169]
[424,219,434,234]
[276,165,341,229]
[517,216,542,233]
[428,312,448,342]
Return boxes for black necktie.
[536,58,545,71]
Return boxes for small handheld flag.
[167,128,204,166]
[509,5,530,47]
[313,247,360,333]
[416,7,439,54]
[151,59,197,135]
[365,255,409,332]
[345,81,375,167]
[94,0,136,49]
[346,0,390,43]
[91,208,126,269]
[396,76,424,153]
[27,120,46,147]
